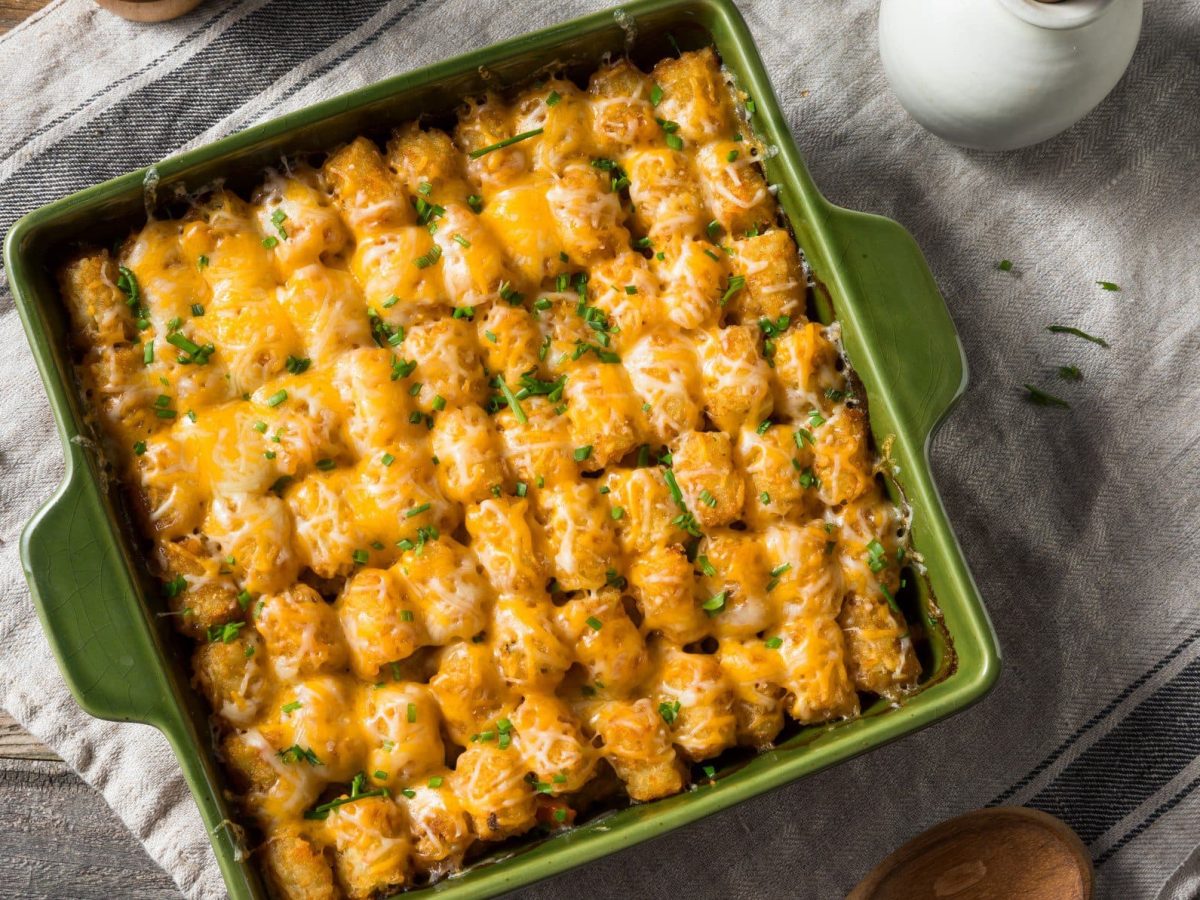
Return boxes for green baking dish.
[4,0,1000,896]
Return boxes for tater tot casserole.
[59,48,920,899]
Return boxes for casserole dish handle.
[819,203,967,442]
[20,443,167,726]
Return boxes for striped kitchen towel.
[0,1,1197,898]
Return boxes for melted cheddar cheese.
[60,48,920,899]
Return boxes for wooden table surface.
[1,711,183,896]
[0,0,50,34]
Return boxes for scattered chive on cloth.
[0,1,1197,898]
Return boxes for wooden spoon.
[848,807,1094,900]
[94,0,204,23]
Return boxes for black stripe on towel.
[0,0,254,160]
[0,0,398,237]
[993,626,1200,806]
[1024,653,1200,847]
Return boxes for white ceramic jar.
[878,0,1143,151]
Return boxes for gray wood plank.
[0,756,183,898]
[0,710,60,761]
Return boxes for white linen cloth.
[0,1,1197,897]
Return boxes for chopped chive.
[1023,384,1071,408]
[702,591,727,615]
[624,284,637,295]
[467,194,483,213]
[414,245,442,269]
[407,702,417,723]
[650,83,664,106]
[285,355,311,375]
[585,616,603,631]
[304,786,390,819]
[764,636,783,649]
[573,445,593,462]
[726,149,739,163]
[720,275,746,306]
[1058,365,1082,381]
[663,468,683,505]
[352,549,369,564]
[702,248,720,262]
[405,503,431,518]
[143,341,154,364]
[166,332,202,355]
[1096,281,1121,292]
[115,265,139,305]
[997,259,1013,271]
[190,303,204,316]
[266,389,287,407]
[697,555,716,577]
[546,90,561,107]
[262,236,278,249]
[133,440,147,455]
[282,701,302,714]
[745,99,757,115]
[866,540,887,573]
[611,506,625,520]
[382,295,399,308]
[665,132,683,151]
[468,128,544,159]
[453,233,471,248]
[1047,324,1109,347]
[206,621,245,643]
[658,700,680,724]
[316,458,335,471]
[197,255,209,270]
[400,788,416,799]
[381,452,395,466]
[277,744,322,766]
[496,377,527,423]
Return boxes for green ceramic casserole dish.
[4,0,1000,896]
